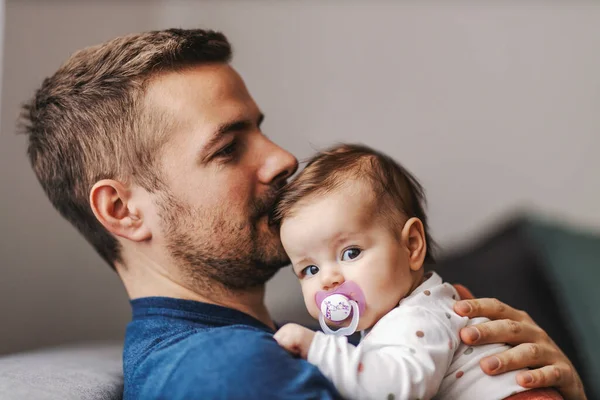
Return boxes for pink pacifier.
[315,281,366,336]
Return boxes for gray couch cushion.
[0,342,123,400]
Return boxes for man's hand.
[453,287,586,400]
[274,323,316,359]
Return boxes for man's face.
[144,64,298,290]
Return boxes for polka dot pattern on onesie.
[416,331,424,338]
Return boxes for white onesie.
[307,272,528,400]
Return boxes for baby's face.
[280,181,416,331]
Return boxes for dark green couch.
[436,215,599,399]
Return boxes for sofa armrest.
[0,342,123,400]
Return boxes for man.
[20,28,584,399]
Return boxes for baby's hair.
[273,143,436,264]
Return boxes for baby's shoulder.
[380,276,469,332]
[401,278,459,310]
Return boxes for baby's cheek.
[307,308,320,321]
[301,288,320,320]
[305,300,320,320]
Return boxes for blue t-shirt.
[123,297,341,399]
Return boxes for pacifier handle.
[319,300,359,337]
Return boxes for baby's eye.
[301,265,320,277]
[341,248,361,261]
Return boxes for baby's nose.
[320,268,344,290]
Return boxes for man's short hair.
[274,143,436,264]
[18,28,232,268]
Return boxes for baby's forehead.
[288,184,380,231]
[283,210,369,255]
[329,177,379,201]
[296,179,376,211]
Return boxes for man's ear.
[400,217,427,271]
[89,179,152,242]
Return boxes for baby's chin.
[354,322,366,332]
[357,317,377,332]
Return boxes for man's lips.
[315,281,366,317]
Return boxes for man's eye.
[341,248,361,261]
[215,140,237,158]
[301,265,319,277]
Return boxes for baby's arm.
[278,307,457,400]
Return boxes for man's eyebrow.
[214,112,265,139]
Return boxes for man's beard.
[157,187,290,291]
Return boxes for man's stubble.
[157,187,290,291]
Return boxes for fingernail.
[456,302,472,314]
[464,327,480,342]
[483,357,500,372]
[522,373,533,384]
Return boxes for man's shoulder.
[171,323,277,359]
[133,323,275,370]
[136,324,338,399]
[167,324,294,372]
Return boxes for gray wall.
[1,0,599,355]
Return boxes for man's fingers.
[460,319,544,346]
[516,364,571,391]
[454,297,531,323]
[516,365,562,388]
[452,298,586,399]
[517,364,586,400]
[478,343,554,375]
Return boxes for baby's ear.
[400,217,427,271]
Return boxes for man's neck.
[209,286,275,331]
[116,257,276,330]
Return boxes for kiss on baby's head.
[273,143,436,332]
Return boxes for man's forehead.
[141,63,262,157]
[144,64,254,119]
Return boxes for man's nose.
[257,138,298,186]
[320,266,344,291]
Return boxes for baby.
[272,144,543,400]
